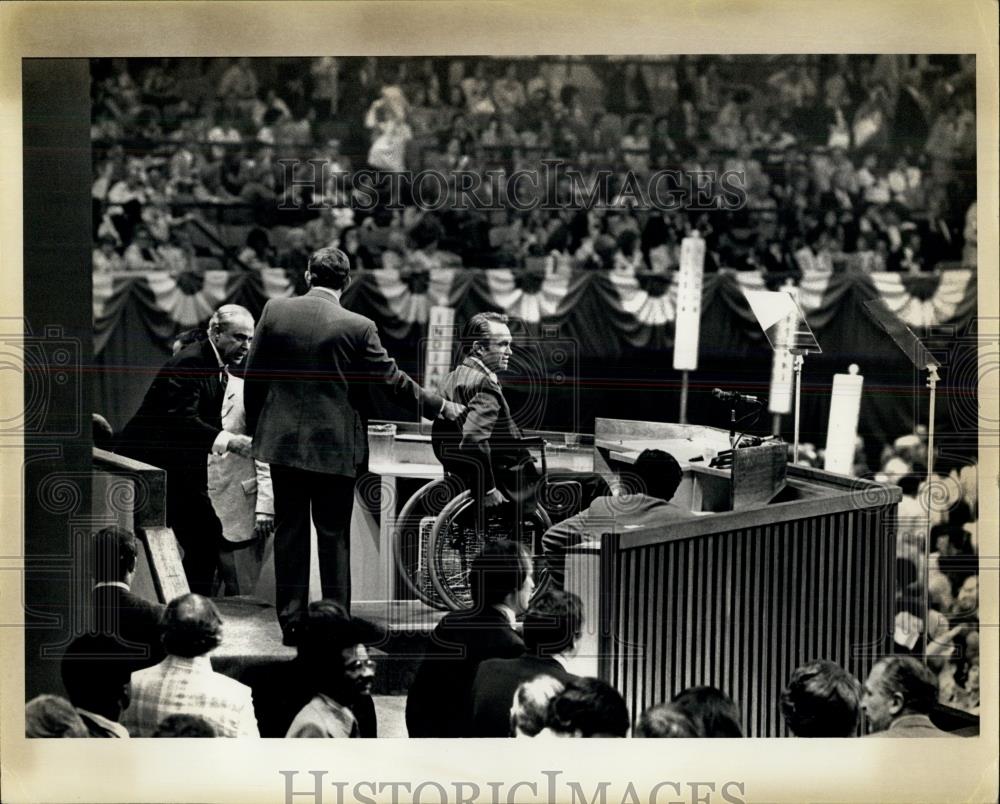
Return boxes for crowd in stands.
[92,55,977,277]
[28,528,973,738]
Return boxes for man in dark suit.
[116,305,256,595]
[89,526,166,672]
[242,247,462,639]
[432,312,609,528]
[405,540,533,737]
[469,589,582,737]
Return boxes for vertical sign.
[673,234,705,371]
[824,364,864,475]
[424,305,455,391]
[768,281,798,415]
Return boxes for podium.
[568,418,900,737]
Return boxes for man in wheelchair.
[431,312,608,529]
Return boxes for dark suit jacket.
[243,289,444,476]
[116,339,226,485]
[90,585,166,672]
[405,607,525,738]
[242,658,377,738]
[432,357,538,505]
[469,654,574,737]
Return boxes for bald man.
[118,304,256,595]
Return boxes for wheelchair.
[392,436,583,611]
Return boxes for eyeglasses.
[345,659,376,672]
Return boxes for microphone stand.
[791,349,805,464]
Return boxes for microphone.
[712,388,763,405]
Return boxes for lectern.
[566,418,900,737]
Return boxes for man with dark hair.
[117,304,256,595]
[243,247,462,641]
[468,590,583,737]
[780,659,863,737]
[60,634,132,738]
[152,713,217,737]
[635,702,700,738]
[121,593,259,737]
[542,448,687,589]
[286,601,381,737]
[89,526,166,672]
[861,655,958,737]
[544,676,630,738]
[244,600,379,738]
[405,540,533,737]
[671,685,743,737]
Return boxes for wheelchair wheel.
[391,476,466,610]
[427,494,553,611]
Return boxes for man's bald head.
[162,593,223,657]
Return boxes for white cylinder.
[824,366,864,475]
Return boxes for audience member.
[25,695,89,738]
[245,600,379,738]
[60,634,132,738]
[152,713,217,737]
[861,655,957,737]
[469,590,583,737]
[122,593,259,737]
[542,676,630,738]
[406,540,533,737]
[671,685,743,737]
[635,702,700,738]
[89,525,166,672]
[780,659,863,737]
[509,676,566,738]
[285,601,381,738]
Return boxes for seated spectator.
[238,227,276,271]
[542,449,685,590]
[286,601,381,738]
[25,695,88,738]
[469,590,583,737]
[780,660,863,737]
[123,227,165,272]
[121,593,259,737]
[671,685,743,737]
[89,526,166,672]
[93,234,124,273]
[635,702,699,738]
[861,655,958,737]
[152,713,217,737]
[244,600,379,738]
[405,540,533,737]
[60,634,132,738]
[278,227,311,293]
[542,677,630,738]
[510,675,566,738]
[157,227,197,274]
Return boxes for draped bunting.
[93,267,979,471]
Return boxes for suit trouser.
[269,465,355,627]
[166,475,224,597]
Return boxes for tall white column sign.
[673,234,705,371]
[424,305,455,391]
[768,281,798,415]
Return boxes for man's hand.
[255,513,275,538]
[438,400,466,421]
[227,434,253,458]
[484,488,507,508]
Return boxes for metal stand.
[679,370,690,425]
[922,363,940,658]
[792,351,805,464]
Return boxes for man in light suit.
[243,247,463,642]
[207,362,275,597]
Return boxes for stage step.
[211,597,447,696]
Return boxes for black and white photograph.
[2,2,997,803]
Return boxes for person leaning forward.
[243,246,463,643]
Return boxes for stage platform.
[212,597,447,696]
